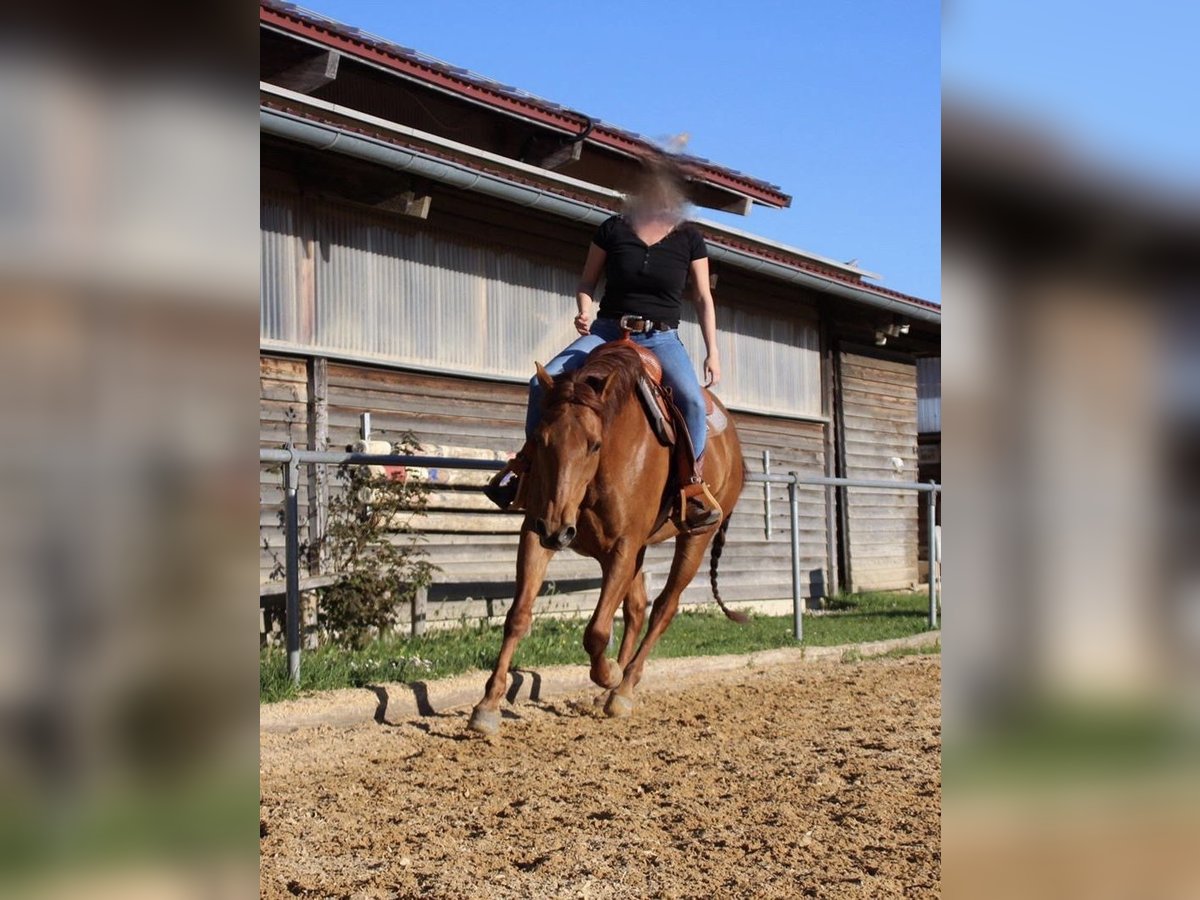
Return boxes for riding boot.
[680,453,722,531]
[484,442,532,511]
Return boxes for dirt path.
[260,655,940,899]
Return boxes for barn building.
[258,1,942,627]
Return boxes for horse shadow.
[368,667,572,733]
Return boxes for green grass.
[945,703,1200,788]
[260,590,938,703]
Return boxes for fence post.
[284,449,302,686]
[788,472,803,641]
[927,483,938,630]
[411,585,427,637]
[763,450,772,540]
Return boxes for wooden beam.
[375,191,432,219]
[272,49,340,94]
[689,181,755,216]
[535,141,583,171]
[260,574,339,598]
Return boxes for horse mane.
[542,342,643,426]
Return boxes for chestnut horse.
[468,341,746,735]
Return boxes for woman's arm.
[575,243,606,335]
[689,257,721,386]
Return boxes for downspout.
[260,107,941,323]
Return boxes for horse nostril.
[562,525,577,544]
[534,518,548,537]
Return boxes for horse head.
[526,348,641,551]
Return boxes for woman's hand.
[574,311,592,335]
[704,355,721,387]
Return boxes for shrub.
[316,435,436,648]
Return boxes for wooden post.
[301,590,319,650]
[831,340,853,594]
[298,209,316,346]
[410,585,428,637]
[762,449,772,541]
[307,356,329,575]
[820,314,840,598]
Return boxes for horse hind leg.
[468,528,553,735]
[605,534,711,718]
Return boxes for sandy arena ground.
[260,655,941,899]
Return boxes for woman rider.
[485,164,723,530]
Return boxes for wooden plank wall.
[260,356,309,581]
[839,350,920,591]
[260,353,831,624]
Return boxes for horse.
[468,340,746,735]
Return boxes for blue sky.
[943,1,1200,192]
[290,0,942,303]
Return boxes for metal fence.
[261,447,941,685]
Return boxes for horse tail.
[710,514,748,624]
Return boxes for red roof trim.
[703,230,942,312]
[260,2,791,209]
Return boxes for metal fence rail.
[261,447,941,685]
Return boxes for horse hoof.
[594,691,611,708]
[605,693,634,718]
[467,705,501,735]
[590,659,623,690]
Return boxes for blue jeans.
[525,318,708,459]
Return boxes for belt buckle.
[619,314,648,333]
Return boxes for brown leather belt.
[603,313,675,333]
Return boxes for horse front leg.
[582,543,639,691]
[605,534,710,718]
[468,527,553,735]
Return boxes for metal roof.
[260,0,792,209]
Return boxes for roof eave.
[260,2,792,210]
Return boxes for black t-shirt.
[592,214,707,328]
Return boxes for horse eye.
[587,441,601,454]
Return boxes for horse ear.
[534,361,553,390]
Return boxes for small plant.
[264,431,438,649]
[315,434,436,648]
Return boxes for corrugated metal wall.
[839,351,919,591]
[677,304,822,418]
[260,192,822,419]
[917,356,941,434]
[260,200,300,344]
[262,192,580,377]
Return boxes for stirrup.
[679,480,722,532]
